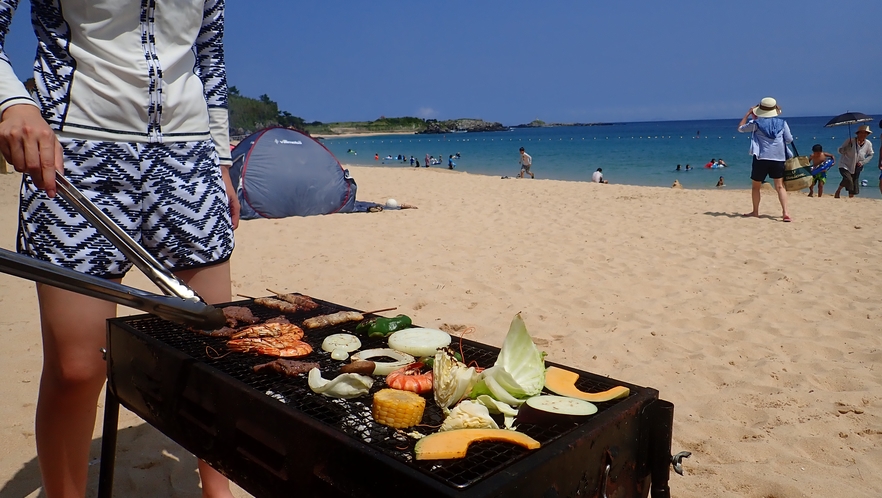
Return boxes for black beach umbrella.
[824,111,873,128]
[824,111,873,140]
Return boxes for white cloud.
[417,107,438,119]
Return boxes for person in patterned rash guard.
[0,1,239,496]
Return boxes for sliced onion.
[350,348,415,376]
[322,333,361,353]
[388,328,451,357]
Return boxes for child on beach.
[518,147,534,178]
[807,144,835,197]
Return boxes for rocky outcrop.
[418,118,506,134]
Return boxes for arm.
[782,122,793,144]
[737,108,756,133]
[825,152,835,164]
[0,0,64,197]
[859,141,874,167]
[197,0,239,228]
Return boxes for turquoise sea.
[321,116,882,199]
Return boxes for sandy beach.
[1,166,881,497]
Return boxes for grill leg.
[97,384,120,498]
[648,399,674,498]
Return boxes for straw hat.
[753,97,781,118]
[856,124,873,135]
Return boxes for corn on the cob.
[372,388,426,429]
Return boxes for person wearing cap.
[737,97,793,222]
[834,124,874,198]
[518,147,534,178]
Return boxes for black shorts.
[750,157,785,182]
[17,138,235,278]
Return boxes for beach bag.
[783,142,812,191]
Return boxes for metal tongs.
[0,173,226,329]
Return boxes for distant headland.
[223,87,616,139]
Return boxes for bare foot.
[808,192,814,197]
[742,212,759,218]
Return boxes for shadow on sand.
[703,211,780,220]
[0,423,206,498]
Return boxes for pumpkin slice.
[544,366,630,402]
[414,428,540,460]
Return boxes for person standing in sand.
[833,125,874,198]
[878,120,882,195]
[737,97,793,222]
[0,1,238,496]
[518,147,534,178]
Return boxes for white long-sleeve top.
[0,0,232,165]
[837,137,874,174]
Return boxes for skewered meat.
[273,293,319,311]
[302,311,364,329]
[253,359,320,376]
[222,306,259,328]
[254,297,301,313]
[231,322,304,340]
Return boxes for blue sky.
[3,0,881,125]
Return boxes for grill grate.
[115,298,641,489]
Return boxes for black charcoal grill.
[99,297,679,498]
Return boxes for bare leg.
[818,181,824,197]
[773,177,790,220]
[744,180,761,216]
[176,262,235,498]
[35,284,118,498]
[808,180,814,197]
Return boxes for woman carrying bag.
[738,97,794,222]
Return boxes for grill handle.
[0,247,226,329]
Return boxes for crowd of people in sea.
[370,152,462,169]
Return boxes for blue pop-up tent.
[230,127,357,219]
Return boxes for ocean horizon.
[321,116,881,199]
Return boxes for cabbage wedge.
[471,313,546,406]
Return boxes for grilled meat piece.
[274,293,319,311]
[302,311,364,329]
[253,359,320,376]
[222,306,259,328]
[196,326,237,337]
[254,297,302,314]
[264,315,291,325]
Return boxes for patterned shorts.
[17,138,235,278]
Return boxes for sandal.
[782,215,792,222]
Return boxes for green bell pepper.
[356,314,413,338]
